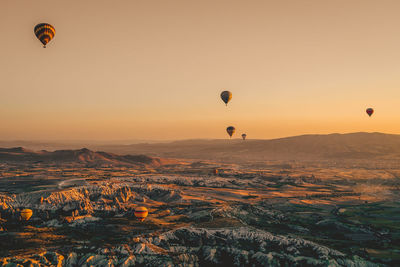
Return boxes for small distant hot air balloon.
[34,23,55,48]
[20,209,33,221]
[241,134,247,140]
[134,206,148,222]
[226,126,235,138]
[220,91,232,106]
[213,168,219,175]
[366,108,374,117]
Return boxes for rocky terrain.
[0,145,399,266]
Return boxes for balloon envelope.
[366,108,374,117]
[134,206,148,222]
[241,134,247,140]
[226,126,235,138]
[220,91,232,106]
[34,23,55,48]
[20,209,33,221]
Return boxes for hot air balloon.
[213,168,219,175]
[20,209,33,221]
[241,134,247,140]
[226,126,235,138]
[366,108,374,117]
[34,23,55,48]
[134,206,148,222]
[220,91,232,106]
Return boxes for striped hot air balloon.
[34,23,55,48]
[134,206,148,222]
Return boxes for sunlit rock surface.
[0,227,380,266]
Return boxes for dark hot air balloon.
[226,126,235,138]
[34,23,55,48]
[241,133,247,140]
[220,91,232,106]
[366,108,374,117]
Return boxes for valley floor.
[0,161,399,266]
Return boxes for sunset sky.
[2,0,400,141]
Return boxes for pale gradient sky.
[2,0,400,140]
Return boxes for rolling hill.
[2,132,400,163]
[93,132,400,162]
[0,147,178,167]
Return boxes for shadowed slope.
[0,147,178,167]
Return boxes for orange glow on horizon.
[2,0,400,140]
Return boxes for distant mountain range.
[0,147,178,167]
[94,132,400,162]
[1,132,400,163]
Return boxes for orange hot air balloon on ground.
[220,91,232,106]
[20,209,33,221]
[366,108,374,117]
[134,207,148,222]
[226,126,235,138]
[34,23,55,48]
[241,134,247,140]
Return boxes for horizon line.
[0,131,394,144]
